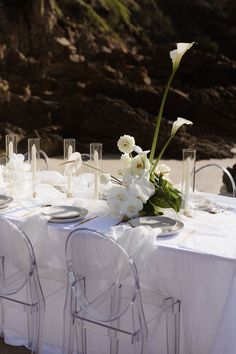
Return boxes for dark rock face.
[0,0,235,159]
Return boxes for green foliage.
[76,0,110,32]
[101,0,131,25]
[50,0,63,17]
[142,175,182,216]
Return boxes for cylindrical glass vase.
[28,138,40,198]
[181,149,196,217]
[64,138,76,161]
[90,143,102,200]
[5,135,17,159]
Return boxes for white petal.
[171,117,193,136]
[170,42,194,70]
[133,145,143,154]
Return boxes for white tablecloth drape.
[2,192,236,354]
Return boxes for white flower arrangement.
[106,42,195,219]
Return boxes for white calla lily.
[149,42,195,164]
[171,117,193,136]
[170,42,195,71]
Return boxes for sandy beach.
[48,156,236,196]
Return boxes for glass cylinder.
[5,135,17,159]
[28,138,40,198]
[64,138,76,161]
[181,149,196,217]
[90,143,102,200]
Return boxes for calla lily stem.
[149,69,176,164]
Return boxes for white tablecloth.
[2,192,236,354]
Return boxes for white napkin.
[110,224,158,269]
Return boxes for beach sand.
[48,155,236,195]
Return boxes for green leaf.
[142,175,182,216]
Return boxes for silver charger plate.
[156,220,184,237]
[0,195,13,207]
[42,206,88,223]
[129,216,183,237]
[129,216,177,229]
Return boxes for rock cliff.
[0,0,235,158]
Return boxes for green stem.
[151,135,173,175]
[149,68,176,164]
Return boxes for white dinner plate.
[129,216,177,229]
[129,216,183,237]
[0,195,13,206]
[42,206,88,223]
[156,220,184,237]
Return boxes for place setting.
[129,215,184,237]
[41,205,89,224]
[0,194,14,210]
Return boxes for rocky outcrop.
[0,0,235,159]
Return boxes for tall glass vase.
[5,135,17,159]
[28,138,40,198]
[181,149,196,217]
[90,143,102,200]
[63,138,76,198]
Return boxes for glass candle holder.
[64,138,76,161]
[5,135,17,159]
[181,149,196,217]
[28,138,40,198]
[90,143,102,200]
[64,139,76,198]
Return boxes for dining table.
[0,172,236,354]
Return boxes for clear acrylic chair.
[63,228,180,354]
[194,163,236,197]
[0,217,64,354]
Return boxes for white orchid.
[155,164,171,177]
[120,197,143,218]
[108,185,128,202]
[171,117,193,136]
[120,153,131,168]
[170,42,195,71]
[122,172,135,188]
[130,154,150,176]
[128,175,155,203]
[117,135,135,154]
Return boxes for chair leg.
[27,303,45,354]
[0,300,4,339]
[110,336,119,354]
[75,320,87,354]
[165,299,180,354]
